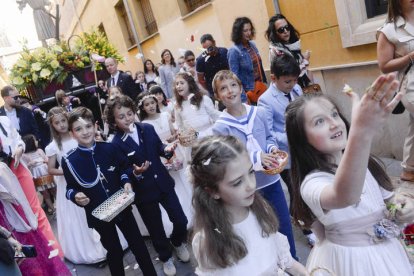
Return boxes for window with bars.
[116,1,136,47]
[184,0,211,13]
[138,0,158,36]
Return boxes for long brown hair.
[47,107,68,150]
[174,72,203,109]
[190,135,279,268]
[285,93,393,228]
[386,0,403,22]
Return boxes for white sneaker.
[174,243,190,262]
[163,257,176,276]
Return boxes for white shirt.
[111,71,120,86]
[128,124,139,146]
[5,108,20,131]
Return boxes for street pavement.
[50,157,412,275]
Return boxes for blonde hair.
[212,70,242,99]
[47,107,68,150]
[55,89,67,106]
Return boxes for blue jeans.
[260,180,297,260]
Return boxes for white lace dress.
[175,95,221,163]
[45,138,128,264]
[140,112,193,235]
[192,211,294,275]
[301,170,412,276]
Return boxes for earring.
[213,195,220,200]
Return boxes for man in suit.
[0,85,40,143]
[105,57,139,100]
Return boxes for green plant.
[77,28,124,70]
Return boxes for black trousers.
[94,209,156,276]
[137,189,188,262]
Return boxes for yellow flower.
[40,68,51,78]
[50,60,59,69]
[31,62,42,71]
[16,59,27,68]
[32,73,38,83]
[12,76,24,85]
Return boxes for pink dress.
[0,202,70,276]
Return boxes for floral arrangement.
[10,45,67,90]
[55,42,90,71]
[76,29,123,70]
[9,28,123,90]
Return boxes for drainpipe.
[273,0,280,14]
[123,0,145,61]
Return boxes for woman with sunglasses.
[265,14,313,88]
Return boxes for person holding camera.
[196,34,229,98]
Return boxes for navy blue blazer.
[111,123,175,204]
[0,106,40,141]
[106,70,139,101]
[62,141,132,228]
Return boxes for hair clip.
[202,157,211,166]
[214,228,221,234]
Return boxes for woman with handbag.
[228,17,267,105]
[377,0,414,182]
[265,14,315,90]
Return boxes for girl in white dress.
[21,134,56,215]
[137,92,193,234]
[149,85,175,122]
[174,72,221,139]
[45,107,127,264]
[190,135,307,275]
[285,74,413,275]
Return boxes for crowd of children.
[1,8,414,276]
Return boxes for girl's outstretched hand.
[346,74,401,137]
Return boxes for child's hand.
[133,161,150,175]
[347,74,401,137]
[165,143,177,153]
[166,134,178,143]
[123,183,133,194]
[261,152,279,169]
[75,192,90,206]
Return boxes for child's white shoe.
[163,257,176,276]
[174,243,190,262]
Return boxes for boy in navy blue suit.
[61,107,156,276]
[105,96,189,276]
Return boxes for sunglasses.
[277,25,290,34]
